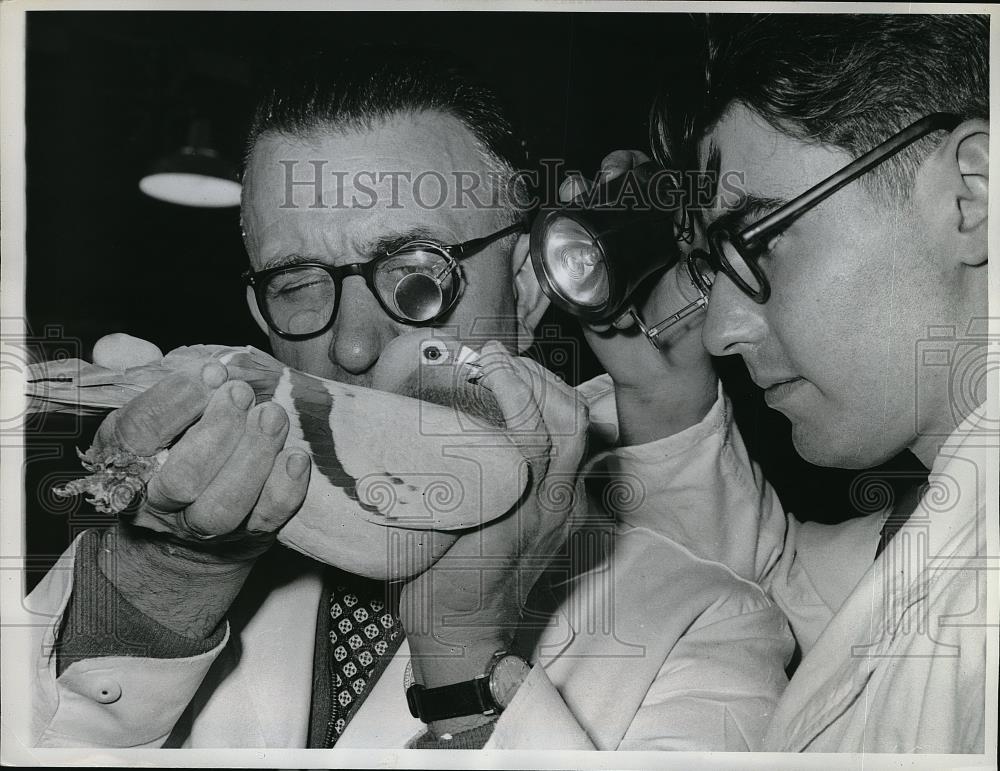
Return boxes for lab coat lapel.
[767,406,992,752]
[185,549,324,748]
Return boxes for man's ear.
[940,118,989,266]
[246,286,270,336]
[510,232,549,353]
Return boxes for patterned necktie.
[321,572,404,746]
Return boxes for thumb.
[598,149,651,183]
[558,173,592,204]
[92,333,163,369]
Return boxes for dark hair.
[244,47,526,220]
[655,14,989,201]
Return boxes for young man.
[596,14,993,753]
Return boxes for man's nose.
[701,272,769,357]
[328,276,397,374]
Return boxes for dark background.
[22,10,925,589]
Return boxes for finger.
[244,448,311,533]
[558,174,591,204]
[181,402,291,536]
[613,309,638,330]
[599,149,651,179]
[91,333,163,369]
[507,355,577,404]
[486,356,585,551]
[478,342,545,439]
[144,379,255,513]
[506,356,589,463]
[98,359,229,456]
[492,352,584,433]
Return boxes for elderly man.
[27,50,791,751]
[591,14,993,754]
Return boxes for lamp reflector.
[541,217,609,307]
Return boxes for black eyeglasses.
[243,220,526,339]
[693,112,962,304]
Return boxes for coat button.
[88,677,122,704]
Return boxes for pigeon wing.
[265,363,526,531]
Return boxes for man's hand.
[563,151,718,445]
[400,342,589,735]
[88,339,311,639]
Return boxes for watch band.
[405,650,530,723]
[406,676,496,722]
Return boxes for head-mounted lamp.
[529,161,692,344]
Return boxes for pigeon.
[25,333,529,579]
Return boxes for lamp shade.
[139,119,241,207]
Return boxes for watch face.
[489,654,531,709]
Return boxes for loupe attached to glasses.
[393,269,454,322]
[529,161,700,346]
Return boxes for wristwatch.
[405,650,532,722]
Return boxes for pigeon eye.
[420,340,450,364]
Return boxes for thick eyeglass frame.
[703,112,962,304]
[243,220,527,340]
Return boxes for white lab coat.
[761,401,996,753]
